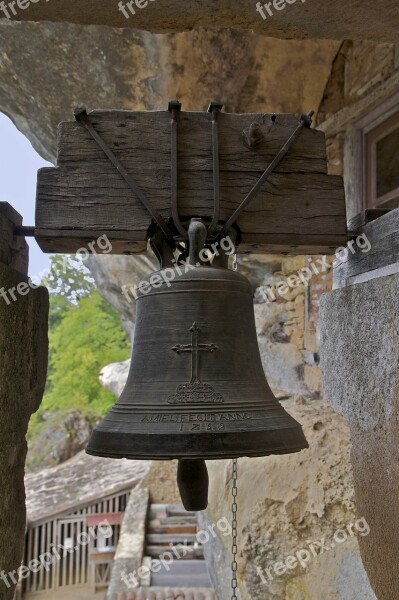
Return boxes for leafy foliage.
[41,255,96,327]
[43,290,130,415]
[29,255,130,444]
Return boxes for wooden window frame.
[365,110,399,208]
[347,91,399,220]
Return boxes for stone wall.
[107,486,149,598]
[320,274,399,600]
[317,40,399,219]
[318,41,398,121]
[203,397,376,600]
[316,38,399,600]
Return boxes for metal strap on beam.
[74,107,176,248]
[214,110,314,242]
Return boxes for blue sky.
[0,112,52,276]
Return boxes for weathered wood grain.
[57,111,328,174]
[347,208,391,233]
[334,208,399,288]
[0,202,28,274]
[35,110,347,255]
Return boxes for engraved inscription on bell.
[168,322,224,404]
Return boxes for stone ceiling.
[1,0,399,43]
[0,21,339,162]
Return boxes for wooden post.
[0,203,48,600]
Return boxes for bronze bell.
[86,220,308,510]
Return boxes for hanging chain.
[231,458,239,600]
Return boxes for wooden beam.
[334,208,399,289]
[0,202,28,274]
[35,110,347,255]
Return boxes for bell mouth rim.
[86,427,309,461]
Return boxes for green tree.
[43,290,130,416]
[29,255,130,447]
[42,255,96,327]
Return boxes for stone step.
[148,524,197,535]
[149,505,196,519]
[147,534,197,545]
[166,506,197,518]
[151,560,212,588]
[158,517,198,525]
[150,560,209,575]
[113,588,216,600]
[151,573,212,588]
[146,546,204,559]
[138,506,214,598]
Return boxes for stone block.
[320,273,399,600]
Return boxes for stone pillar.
[320,273,399,600]
[107,486,149,598]
[0,203,48,600]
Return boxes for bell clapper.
[177,459,209,511]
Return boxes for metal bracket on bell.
[150,226,176,269]
[188,219,207,266]
[210,228,238,269]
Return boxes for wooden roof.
[25,451,149,526]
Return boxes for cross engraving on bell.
[172,322,218,383]
[168,322,224,405]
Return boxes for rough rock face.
[100,360,132,398]
[142,460,181,505]
[2,0,399,43]
[26,410,93,472]
[0,20,338,161]
[88,254,157,337]
[320,274,399,600]
[202,396,376,600]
